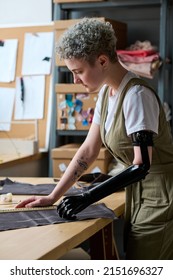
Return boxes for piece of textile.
[117,49,156,57]
[0,178,56,195]
[0,178,90,196]
[119,59,162,79]
[117,51,160,63]
[0,203,116,231]
[116,41,161,78]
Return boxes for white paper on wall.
[0,87,15,131]
[14,75,45,120]
[22,32,54,75]
[0,39,18,82]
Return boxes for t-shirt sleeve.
[123,85,160,136]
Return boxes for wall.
[0,0,52,177]
[0,0,52,25]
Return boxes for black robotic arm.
[57,130,153,219]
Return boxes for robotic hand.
[57,191,94,220]
[57,130,153,220]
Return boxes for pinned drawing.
[22,32,54,75]
[0,39,18,82]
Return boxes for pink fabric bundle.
[117,41,162,79]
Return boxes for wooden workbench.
[0,177,125,260]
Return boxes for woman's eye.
[75,71,82,75]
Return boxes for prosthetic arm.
[57,130,153,219]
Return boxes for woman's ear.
[98,54,108,68]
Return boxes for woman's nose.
[73,75,81,84]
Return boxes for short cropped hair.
[56,17,117,64]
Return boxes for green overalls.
[100,78,173,259]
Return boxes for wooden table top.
[0,177,125,260]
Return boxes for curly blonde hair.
[56,17,117,65]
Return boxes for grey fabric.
[0,179,117,231]
[0,203,116,231]
[0,178,56,195]
[0,178,88,196]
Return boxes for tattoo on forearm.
[77,159,88,170]
[72,158,88,182]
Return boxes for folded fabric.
[117,49,156,57]
[119,59,162,79]
[117,52,160,63]
[116,40,162,79]
[0,203,116,231]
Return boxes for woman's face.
[64,57,106,93]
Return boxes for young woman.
[17,18,173,259]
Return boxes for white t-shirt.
[93,72,159,136]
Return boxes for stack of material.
[117,40,162,79]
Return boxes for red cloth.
[117,49,156,57]
[117,52,160,63]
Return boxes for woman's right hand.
[15,195,54,208]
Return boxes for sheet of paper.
[22,32,54,75]
[0,87,15,131]
[0,39,18,82]
[14,75,45,120]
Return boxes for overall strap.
[121,77,156,96]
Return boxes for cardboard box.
[51,143,113,177]
[56,83,98,130]
[54,17,127,66]
[0,139,38,156]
